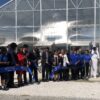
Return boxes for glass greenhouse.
[0,0,100,46]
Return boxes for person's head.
[1,47,7,54]
[54,51,58,55]
[73,50,77,54]
[93,47,96,51]
[9,42,17,52]
[60,49,63,54]
[22,44,29,53]
[81,50,84,55]
[18,47,23,53]
[45,47,49,52]
[85,50,89,54]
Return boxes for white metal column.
[94,0,97,45]
[54,0,56,9]
[33,0,34,45]
[76,1,78,42]
[40,0,43,41]
[66,0,69,49]
[15,0,18,43]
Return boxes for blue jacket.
[84,54,91,63]
[0,54,9,67]
[70,53,79,65]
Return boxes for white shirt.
[63,54,69,67]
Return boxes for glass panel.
[96,25,100,41]
[79,0,94,8]
[0,27,16,45]
[68,26,94,42]
[17,27,33,43]
[42,10,66,26]
[96,8,100,43]
[96,0,100,7]
[42,0,54,9]
[0,0,10,6]
[96,8,100,24]
[68,0,76,8]
[55,0,66,9]
[0,0,15,11]
[34,27,40,32]
[17,11,33,26]
[28,0,34,8]
[41,27,66,42]
[68,9,76,21]
[78,9,94,25]
[0,12,15,26]
[34,0,40,10]
[17,0,32,10]
[34,11,40,26]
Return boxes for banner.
[0,66,33,75]
[50,65,69,79]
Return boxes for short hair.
[9,42,17,49]
[1,47,7,53]
[23,44,29,48]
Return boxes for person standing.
[22,44,29,84]
[7,43,18,88]
[0,47,10,90]
[17,47,27,86]
[58,50,64,81]
[91,50,99,78]
[28,49,39,83]
[70,50,80,80]
[77,51,85,79]
[41,48,49,81]
[84,50,91,78]
[53,51,59,81]
[62,50,70,81]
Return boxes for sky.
[0,0,10,6]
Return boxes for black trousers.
[85,62,90,77]
[23,71,27,84]
[7,72,14,87]
[62,68,69,80]
[77,63,85,79]
[29,66,38,82]
[78,67,85,79]
[71,65,78,80]
[42,63,52,80]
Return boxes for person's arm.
[0,61,10,65]
[65,55,70,64]
[17,54,26,61]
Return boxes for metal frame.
[0,0,13,9]
[0,0,99,45]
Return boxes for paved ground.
[0,78,100,100]
[0,95,98,100]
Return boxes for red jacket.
[16,52,26,74]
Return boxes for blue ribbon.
[49,65,62,79]
[49,65,70,79]
[0,66,33,75]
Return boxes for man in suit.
[41,48,51,81]
[28,49,39,83]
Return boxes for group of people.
[0,42,100,90]
[42,47,99,81]
[0,43,40,90]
